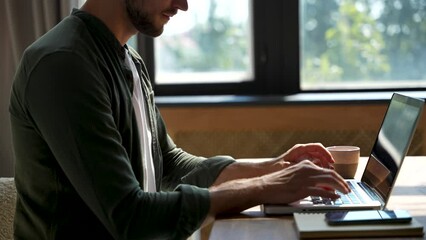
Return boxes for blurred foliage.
[157,0,250,73]
[158,0,426,86]
[302,0,426,85]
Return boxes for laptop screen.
[361,93,424,203]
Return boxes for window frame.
[137,0,426,97]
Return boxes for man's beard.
[125,0,164,37]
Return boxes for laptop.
[262,93,425,215]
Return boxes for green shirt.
[9,9,234,240]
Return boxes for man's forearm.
[203,144,351,227]
[209,176,264,214]
[205,160,350,225]
[211,158,285,186]
[201,176,265,227]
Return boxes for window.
[141,0,290,95]
[77,0,86,7]
[301,0,426,91]
[155,0,253,85]
[137,0,426,96]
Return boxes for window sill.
[156,91,426,107]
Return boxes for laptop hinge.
[359,182,386,206]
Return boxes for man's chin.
[151,30,164,38]
[139,27,164,38]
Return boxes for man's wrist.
[257,158,286,175]
[209,176,265,216]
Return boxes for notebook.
[262,93,425,215]
[294,212,424,239]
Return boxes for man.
[9,0,349,239]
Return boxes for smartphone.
[325,210,412,225]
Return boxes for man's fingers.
[307,187,341,200]
[298,165,350,194]
[311,158,334,169]
[310,151,335,162]
[264,159,351,205]
[286,143,335,167]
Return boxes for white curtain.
[0,0,81,177]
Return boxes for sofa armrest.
[0,178,16,240]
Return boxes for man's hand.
[205,142,348,225]
[212,143,336,188]
[259,160,349,204]
[208,160,350,220]
[273,143,335,169]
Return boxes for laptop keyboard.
[311,181,366,206]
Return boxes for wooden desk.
[199,156,426,240]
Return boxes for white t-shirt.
[124,49,156,192]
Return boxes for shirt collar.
[71,8,126,59]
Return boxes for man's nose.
[172,0,188,11]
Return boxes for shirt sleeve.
[22,51,213,239]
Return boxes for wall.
[0,7,14,177]
[2,102,424,177]
[159,103,426,158]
